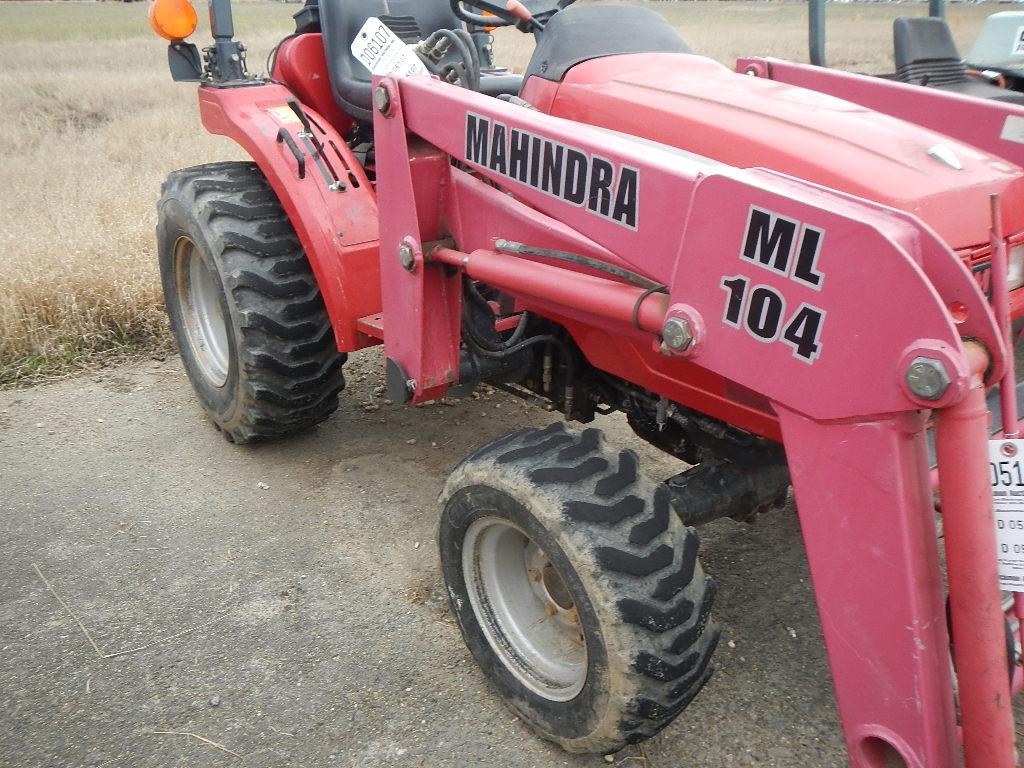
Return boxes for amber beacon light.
[149,0,198,42]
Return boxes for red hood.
[531,53,1024,249]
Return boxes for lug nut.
[905,357,951,401]
[662,317,694,352]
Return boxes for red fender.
[198,83,381,352]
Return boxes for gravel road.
[0,350,849,767]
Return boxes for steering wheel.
[449,0,576,32]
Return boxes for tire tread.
[446,422,718,752]
[159,162,345,442]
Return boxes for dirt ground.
[0,350,850,767]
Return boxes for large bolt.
[399,244,415,272]
[662,317,694,352]
[374,84,392,116]
[905,357,951,401]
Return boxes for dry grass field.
[0,0,1001,385]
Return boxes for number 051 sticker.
[990,438,1024,592]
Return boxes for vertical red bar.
[776,406,959,768]
[935,348,1017,768]
[987,194,1024,696]
[991,196,1018,439]
[373,77,462,403]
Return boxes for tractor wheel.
[157,162,345,443]
[439,423,719,753]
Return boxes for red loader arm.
[740,56,1024,176]
[372,74,1013,768]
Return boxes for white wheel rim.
[175,236,230,388]
[462,517,587,701]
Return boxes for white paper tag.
[350,17,429,79]
[1000,115,1024,145]
[990,438,1024,591]
[1012,25,1024,56]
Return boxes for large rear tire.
[157,162,345,443]
[439,423,719,753]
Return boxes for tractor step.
[357,313,385,340]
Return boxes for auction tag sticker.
[350,17,429,79]
[1002,115,1024,146]
[1012,25,1024,56]
[990,438,1024,591]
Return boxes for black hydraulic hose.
[419,31,473,90]
[266,33,299,78]
[464,308,530,351]
[462,281,532,350]
[460,285,577,412]
[432,28,480,90]
[453,28,481,83]
[461,298,529,352]
[467,334,575,389]
[494,239,664,291]
[465,279,497,310]
[419,54,449,82]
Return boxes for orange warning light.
[149,0,198,42]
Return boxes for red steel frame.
[737,56,1024,171]
[731,58,1024,325]
[196,67,1017,766]
[742,54,1024,707]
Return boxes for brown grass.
[0,0,1000,385]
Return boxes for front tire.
[157,162,345,443]
[440,423,719,753]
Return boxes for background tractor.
[149,0,1024,764]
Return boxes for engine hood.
[540,53,1024,249]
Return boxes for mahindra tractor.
[147,0,1024,765]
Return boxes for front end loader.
[148,1,1024,764]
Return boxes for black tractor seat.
[894,16,1024,106]
[318,0,522,123]
[524,4,692,84]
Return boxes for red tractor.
[150,1,1024,764]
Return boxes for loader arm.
[371,74,1013,768]
[739,56,1024,170]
